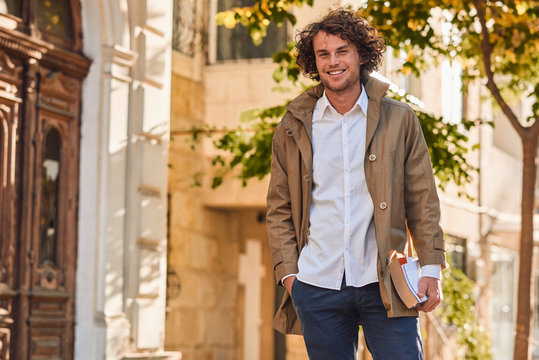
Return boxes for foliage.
[438,260,492,359]
[360,1,538,118]
[215,0,313,45]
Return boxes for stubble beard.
[320,72,360,93]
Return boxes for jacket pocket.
[434,236,445,251]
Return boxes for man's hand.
[415,276,442,313]
[283,275,296,296]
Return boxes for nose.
[329,53,340,66]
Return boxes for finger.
[417,282,427,298]
[424,292,441,312]
[416,291,441,312]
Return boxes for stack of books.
[388,255,427,309]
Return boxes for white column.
[126,0,172,351]
[77,1,138,358]
[77,0,175,357]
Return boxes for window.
[36,0,74,39]
[39,128,61,266]
[215,0,287,61]
[0,0,77,48]
[446,235,467,274]
[173,0,197,57]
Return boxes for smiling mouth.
[327,70,345,75]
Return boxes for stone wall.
[166,70,238,359]
[166,69,277,360]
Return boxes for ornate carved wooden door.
[0,1,89,358]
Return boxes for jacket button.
[368,154,376,161]
[286,129,293,136]
[379,202,388,210]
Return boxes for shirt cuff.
[281,273,297,285]
[421,265,441,279]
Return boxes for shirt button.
[368,154,377,161]
[379,202,388,210]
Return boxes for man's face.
[313,31,361,93]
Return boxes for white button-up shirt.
[294,86,440,290]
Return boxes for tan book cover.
[388,255,427,309]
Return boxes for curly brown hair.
[296,9,385,84]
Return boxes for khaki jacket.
[266,76,446,335]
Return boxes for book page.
[402,258,427,303]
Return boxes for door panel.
[0,1,89,357]
[0,56,85,360]
[24,67,80,359]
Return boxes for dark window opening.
[35,0,74,39]
[216,0,287,61]
[446,235,467,274]
[39,127,61,266]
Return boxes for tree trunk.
[514,135,539,360]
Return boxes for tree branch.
[472,0,538,138]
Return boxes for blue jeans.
[290,279,423,360]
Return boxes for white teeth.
[328,70,344,75]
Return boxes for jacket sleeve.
[266,124,300,284]
[403,109,446,268]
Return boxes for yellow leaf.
[505,50,517,63]
[224,12,237,29]
[401,66,412,75]
[516,2,528,15]
[511,30,522,48]
[251,31,263,46]
[406,50,415,63]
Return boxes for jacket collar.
[284,76,390,145]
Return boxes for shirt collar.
[313,84,368,121]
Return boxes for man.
[266,9,446,360]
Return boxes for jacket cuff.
[274,262,299,285]
[420,252,447,269]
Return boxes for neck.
[325,82,362,115]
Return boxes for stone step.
[122,351,182,360]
